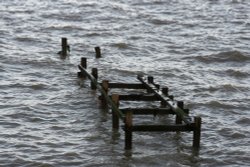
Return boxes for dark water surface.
[0,0,250,166]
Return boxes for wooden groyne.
[77,53,202,150]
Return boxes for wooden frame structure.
[78,57,201,150]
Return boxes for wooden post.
[125,111,133,150]
[162,87,169,96]
[61,38,67,56]
[101,80,109,106]
[193,116,201,148]
[112,94,119,129]
[176,101,184,124]
[78,57,87,78]
[95,47,101,58]
[81,57,87,68]
[161,87,169,107]
[147,76,154,84]
[91,68,98,90]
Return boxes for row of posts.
[59,38,101,58]
[71,37,201,150]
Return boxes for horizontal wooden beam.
[118,94,159,101]
[120,108,175,115]
[99,82,146,89]
[129,124,195,132]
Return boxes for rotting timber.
[78,57,201,150]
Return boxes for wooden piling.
[125,111,133,150]
[78,57,87,78]
[95,47,101,58]
[61,38,67,56]
[148,76,154,84]
[81,57,87,68]
[162,87,169,96]
[112,94,120,129]
[91,68,98,90]
[101,80,109,106]
[193,116,201,148]
[176,101,184,124]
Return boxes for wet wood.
[131,124,194,132]
[125,111,133,150]
[120,108,174,115]
[193,116,201,148]
[95,46,101,58]
[118,94,159,101]
[61,37,67,56]
[101,80,109,106]
[107,83,146,89]
[91,68,98,90]
[112,94,120,129]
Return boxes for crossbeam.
[120,108,174,115]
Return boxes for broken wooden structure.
[77,56,201,150]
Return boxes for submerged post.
[81,57,87,68]
[176,101,184,124]
[112,94,119,129]
[193,116,201,148]
[91,68,98,90]
[125,111,133,150]
[78,57,87,78]
[61,37,68,56]
[95,47,101,58]
[101,80,109,106]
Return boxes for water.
[0,0,250,166]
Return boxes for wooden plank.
[98,82,146,89]
[130,124,195,132]
[118,94,159,101]
[120,108,175,115]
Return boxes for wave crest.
[195,51,250,63]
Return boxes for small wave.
[235,117,250,125]
[110,42,130,49]
[225,69,249,78]
[149,18,177,25]
[207,84,246,92]
[205,100,236,109]
[194,50,250,63]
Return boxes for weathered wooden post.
[112,94,119,129]
[176,101,184,124]
[148,76,154,84]
[81,57,87,68]
[193,116,201,148]
[125,111,133,150]
[101,80,109,106]
[161,87,169,107]
[162,87,169,96]
[61,37,68,56]
[78,57,87,78]
[91,68,98,90]
[95,47,101,58]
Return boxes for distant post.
[61,38,67,56]
[95,47,101,58]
